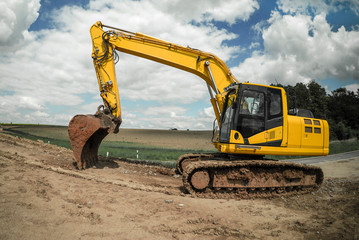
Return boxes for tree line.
[272,80,359,140]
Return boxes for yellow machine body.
[69,21,329,169]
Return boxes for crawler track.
[182,159,323,199]
[176,153,223,174]
[176,152,262,175]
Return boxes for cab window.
[268,88,282,120]
[239,90,265,116]
[237,90,265,138]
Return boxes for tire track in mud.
[24,159,183,197]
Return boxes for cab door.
[234,85,266,144]
[219,92,238,143]
[264,87,284,146]
[220,84,285,146]
[234,85,283,146]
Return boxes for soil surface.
[0,133,358,240]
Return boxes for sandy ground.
[0,132,358,240]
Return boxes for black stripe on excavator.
[257,139,283,147]
[242,139,282,147]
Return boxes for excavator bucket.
[68,111,120,169]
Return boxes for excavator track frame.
[176,153,225,175]
[182,159,323,199]
[176,152,264,175]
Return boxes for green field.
[2,124,359,164]
[1,125,214,164]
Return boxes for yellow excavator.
[68,22,329,198]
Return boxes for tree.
[332,121,351,140]
[293,82,310,110]
[328,88,359,131]
[307,80,328,119]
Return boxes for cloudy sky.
[0,0,358,129]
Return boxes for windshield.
[219,92,237,142]
[222,94,236,123]
[239,90,264,116]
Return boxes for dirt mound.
[0,132,358,239]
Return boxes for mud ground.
[0,133,358,240]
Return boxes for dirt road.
[0,133,358,239]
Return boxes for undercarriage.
[178,153,323,199]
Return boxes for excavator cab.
[219,83,284,147]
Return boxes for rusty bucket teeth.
[68,112,120,169]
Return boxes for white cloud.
[18,96,44,110]
[277,0,329,15]
[233,11,359,86]
[143,106,187,117]
[120,104,216,130]
[116,58,210,104]
[0,0,40,51]
[201,107,216,118]
[249,42,260,50]
[150,0,259,25]
[54,113,73,122]
[121,111,215,130]
[277,0,359,15]
[32,110,49,118]
[344,83,359,92]
[0,95,43,112]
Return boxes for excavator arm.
[68,21,238,168]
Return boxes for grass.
[98,141,211,161]
[2,125,211,164]
[329,139,359,155]
[3,126,72,149]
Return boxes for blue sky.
[0,0,358,129]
